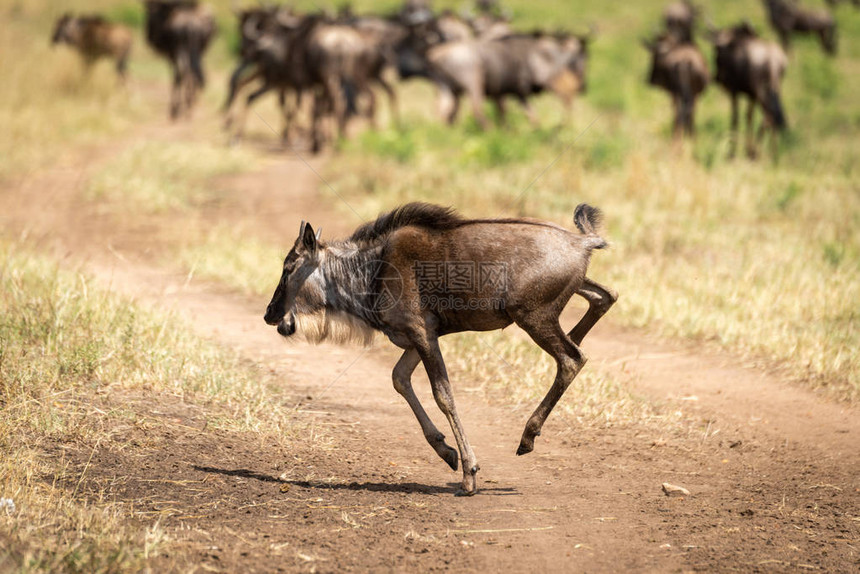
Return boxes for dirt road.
[2,119,858,573]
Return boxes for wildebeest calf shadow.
[192,465,519,496]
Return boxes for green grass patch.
[105,2,144,29]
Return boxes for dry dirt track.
[2,119,859,573]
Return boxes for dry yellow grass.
[0,0,148,181]
[85,140,257,212]
[0,242,308,571]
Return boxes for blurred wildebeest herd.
[51,0,856,157]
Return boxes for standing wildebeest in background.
[762,0,837,55]
[395,10,480,80]
[333,8,407,125]
[51,14,133,80]
[223,5,287,126]
[643,31,709,138]
[709,22,788,158]
[144,0,216,119]
[224,11,396,151]
[223,6,309,143]
[427,31,591,129]
[263,203,616,496]
[663,0,699,42]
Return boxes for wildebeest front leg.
[515,313,587,456]
[517,95,540,128]
[392,349,459,471]
[327,76,348,141]
[416,339,479,496]
[281,90,304,144]
[745,97,758,159]
[310,89,327,154]
[467,82,490,130]
[492,97,507,126]
[116,53,129,83]
[437,84,460,124]
[231,81,271,143]
[170,63,183,120]
[568,278,617,346]
[224,67,261,130]
[728,93,739,158]
[672,94,683,140]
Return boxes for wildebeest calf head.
[264,221,323,337]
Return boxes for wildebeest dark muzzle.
[263,301,281,325]
[276,314,296,337]
[265,305,296,338]
[264,296,296,337]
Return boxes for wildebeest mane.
[350,202,463,243]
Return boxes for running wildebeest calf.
[709,22,788,158]
[643,31,709,138]
[144,0,216,119]
[263,203,616,496]
[52,14,133,80]
[762,0,837,55]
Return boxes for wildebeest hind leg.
[728,94,739,158]
[492,97,507,126]
[392,349,459,471]
[437,84,459,124]
[116,53,129,83]
[745,98,758,159]
[515,313,587,456]
[567,278,617,346]
[376,76,399,126]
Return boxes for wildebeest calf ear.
[302,222,317,252]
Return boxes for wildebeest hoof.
[442,446,458,471]
[516,430,540,456]
[455,466,479,496]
